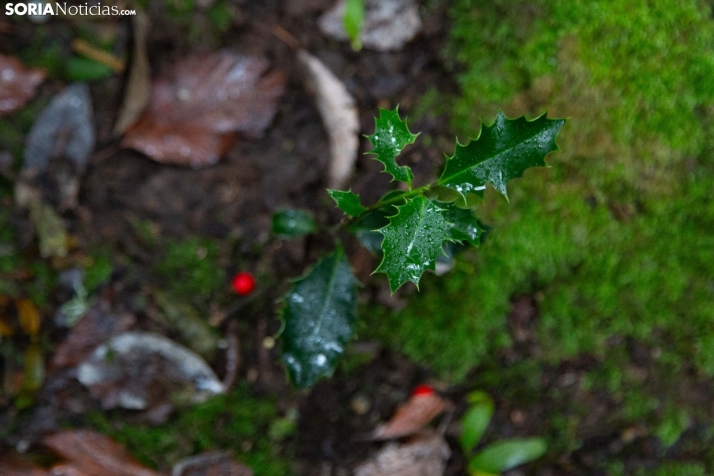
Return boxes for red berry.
[231,272,255,296]
[411,384,435,397]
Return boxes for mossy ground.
[364,0,714,470]
[89,384,294,475]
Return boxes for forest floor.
[1,1,713,475]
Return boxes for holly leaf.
[366,107,418,184]
[328,189,366,217]
[272,209,316,238]
[437,201,484,247]
[438,112,565,199]
[375,196,450,292]
[280,249,359,388]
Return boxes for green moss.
[84,252,113,292]
[365,1,714,468]
[89,385,292,475]
[154,237,225,307]
[449,0,714,154]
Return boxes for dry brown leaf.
[298,50,359,189]
[0,55,46,117]
[50,300,135,368]
[42,430,161,476]
[172,451,253,476]
[122,51,286,167]
[371,389,452,440]
[354,431,450,476]
[113,9,151,136]
[0,453,49,476]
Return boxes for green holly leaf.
[366,107,419,184]
[438,112,565,199]
[272,209,316,238]
[279,249,359,388]
[375,195,450,292]
[438,201,484,247]
[468,438,547,474]
[328,189,367,217]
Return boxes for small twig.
[271,24,301,51]
[222,320,240,390]
[72,39,126,73]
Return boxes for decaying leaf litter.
[0,2,569,475]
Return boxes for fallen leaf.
[122,52,286,167]
[77,332,224,410]
[319,0,422,52]
[172,451,253,476]
[22,83,95,173]
[51,299,135,368]
[298,50,359,189]
[0,453,48,476]
[43,430,161,476]
[113,10,151,136]
[16,298,41,336]
[0,55,46,117]
[153,292,219,358]
[371,387,452,440]
[354,431,450,476]
[28,200,69,258]
[17,83,95,211]
[21,343,45,392]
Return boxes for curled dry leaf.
[298,50,359,189]
[172,451,253,476]
[371,390,452,440]
[122,52,287,167]
[77,332,224,410]
[113,9,151,136]
[0,54,46,116]
[43,430,161,476]
[319,0,422,52]
[355,431,450,476]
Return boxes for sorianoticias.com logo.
[5,3,136,16]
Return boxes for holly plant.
[274,107,565,388]
[460,391,547,475]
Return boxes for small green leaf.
[366,107,419,184]
[438,112,565,199]
[349,209,389,253]
[438,201,484,247]
[328,189,367,217]
[468,438,547,474]
[348,191,408,254]
[375,196,450,292]
[272,209,316,238]
[459,391,494,453]
[279,249,359,388]
[343,0,365,51]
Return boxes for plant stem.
[365,184,432,212]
